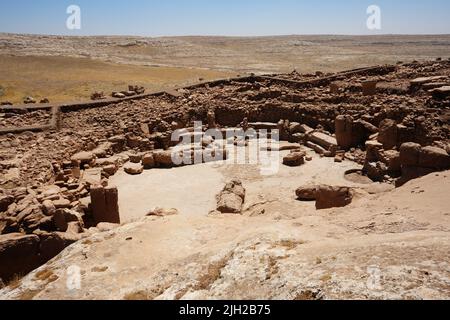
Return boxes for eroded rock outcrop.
[296,185,353,210]
[216,180,246,214]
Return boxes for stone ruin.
[1,59,450,283]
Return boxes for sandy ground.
[111,144,362,222]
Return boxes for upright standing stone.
[335,115,354,150]
[90,185,120,225]
[362,80,377,96]
[105,186,120,224]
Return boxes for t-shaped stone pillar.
[90,185,120,225]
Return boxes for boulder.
[0,216,18,235]
[0,195,14,212]
[142,153,155,169]
[102,164,118,176]
[92,143,112,159]
[315,186,353,210]
[396,166,435,187]
[66,221,84,234]
[80,168,103,186]
[365,140,383,162]
[153,150,176,168]
[41,185,61,198]
[53,198,71,209]
[21,207,45,232]
[0,233,40,282]
[128,153,143,163]
[124,163,144,175]
[399,142,422,167]
[307,132,338,153]
[283,151,306,167]
[216,180,246,214]
[378,119,398,150]
[42,200,56,216]
[419,146,450,170]
[71,151,95,166]
[52,209,68,232]
[380,150,401,173]
[295,186,318,201]
[217,193,244,214]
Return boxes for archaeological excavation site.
[1,59,450,300]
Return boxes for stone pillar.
[207,110,217,129]
[335,115,353,150]
[105,186,120,224]
[90,185,120,225]
[362,80,377,96]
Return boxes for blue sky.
[0,0,449,36]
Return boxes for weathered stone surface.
[153,150,176,167]
[42,200,56,216]
[36,230,81,265]
[396,143,450,186]
[124,162,144,175]
[419,146,450,170]
[104,186,120,224]
[142,153,155,169]
[66,221,84,234]
[90,186,120,225]
[41,185,61,197]
[306,141,327,155]
[362,80,377,96]
[80,168,103,186]
[335,115,354,150]
[217,193,244,214]
[308,132,338,152]
[128,153,143,163]
[0,195,14,212]
[92,143,112,158]
[315,186,353,210]
[52,209,68,232]
[216,180,246,214]
[283,151,305,167]
[102,164,118,176]
[295,186,318,201]
[53,198,71,209]
[378,119,398,150]
[399,142,422,167]
[146,208,179,217]
[96,222,120,232]
[0,233,40,282]
[71,151,95,166]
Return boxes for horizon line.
[1,32,450,38]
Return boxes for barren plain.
[1,34,450,102]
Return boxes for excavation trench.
[109,142,366,223]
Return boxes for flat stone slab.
[80,168,103,186]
